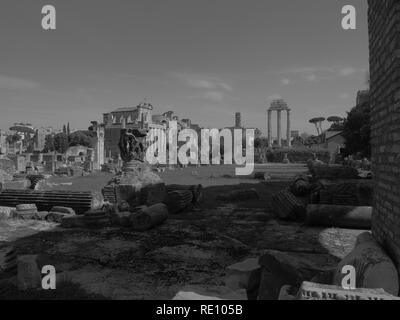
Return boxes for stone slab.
[298,281,400,300]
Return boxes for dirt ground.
[0,165,365,300]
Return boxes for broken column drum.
[306,205,372,229]
[0,189,93,214]
[165,190,193,214]
[130,203,169,231]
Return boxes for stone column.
[287,109,291,147]
[267,109,272,147]
[277,110,282,147]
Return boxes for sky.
[0,0,369,135]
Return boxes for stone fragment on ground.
[60,215,86,228]
[271,189,306,221]
[278,285,296,300]
[130,204,169,231]
[0,206,15,220]
[298,281,400,300]
[16,204,37,211]
[172,286,247,300]
[47,206,76,223]
[117,201,131,212]
[290,175,312,196]
[332,232,399,296]
[112,211,132,227]
[0,246,17,277]
[17,255,41,290]
[35,212,50,221]
[12,204,39,220]
[257,249,337,300]
[173,291,223,300]
[12,210,38,220]
[225,258,260,291]
[83,209,110,228]
[165,190,193,214]
[47,212,70,223]
[51,207,76,215]
[306,205,372,229]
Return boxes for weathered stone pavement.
[0,203,365,299]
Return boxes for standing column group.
[267,108,291,148]
[267,110,272,147]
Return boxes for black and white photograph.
[0,0,399,308]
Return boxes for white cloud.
[219,82,233,92]
[203,91,225,102]
[0,75,40,90]
[171,72,233,102]
[338,67,356,77]
[277,65,360,84]
[304,74,318,82]
[172,72,233,92]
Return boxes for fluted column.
[267,109,272,147]
[277,110,282,147]
[287,109,291,147]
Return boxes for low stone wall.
[260,147,330,164]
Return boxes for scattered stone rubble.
[17,255,41,291]
[12,204,39,220]
[271,163,373,230]
[216,162,399,300]
[0,136,394,300]
[224,230,400,300]
[47,207,76,223]
[332,232,399,296]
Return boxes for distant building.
[235,112,242,128]
[101,102,201,159]
[102,101,163,158]
[323,131,345,160]
[103,101,154,128]
[225,113,261,138]
[356,90,370,106]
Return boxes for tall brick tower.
[235,112,242,128]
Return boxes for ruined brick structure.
[368,0,400,268]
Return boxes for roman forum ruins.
[267,99,291,148]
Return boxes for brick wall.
[368,0,400,269]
